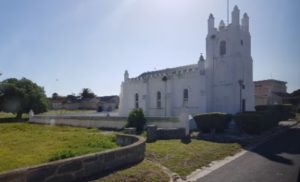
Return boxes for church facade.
[119,6,255,117]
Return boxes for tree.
[52,92,59,99]
[0,78,48,118]
[288,89,300,107]
[80,88,96,99]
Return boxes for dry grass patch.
[95,160,169,182]
[146,139,241,177]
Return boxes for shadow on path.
[198,125,300,166]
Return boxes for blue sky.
[0,0,299,97]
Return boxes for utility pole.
[162,76,168,117]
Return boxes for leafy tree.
[80,88,96,99]
[52,92,59,99]
[126,108,146,134]
[0,78,48,118]
[289,89,300,106]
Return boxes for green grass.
[0,122,118,172]
[96,160,169,182]
[146,140,241,177]
[95,139,242,181]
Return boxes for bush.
[234,111,283,135]
[193,112,232,133]
[234,112,263,134]
[126,108,146,134]
[255,104,292,121]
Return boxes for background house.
[98,95,119,112]
[254,79,288,105]
[49,96,100,110]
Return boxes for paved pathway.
[198,124,300,182]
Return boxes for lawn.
[96,160,169,182]
[96,139,241,181]
[146,139,241,177]
[0,122,118,173]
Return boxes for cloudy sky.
[0,0,299,96]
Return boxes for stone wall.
[30,115,127,130]
[0,134,145,182]
[147,125,186,142]
[29,115,188,131]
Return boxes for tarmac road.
[199,124,300,182]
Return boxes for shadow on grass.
[0,117,28,124]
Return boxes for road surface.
[199,124,300,182]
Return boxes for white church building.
[119,6,255,117]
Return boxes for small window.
[183,89,188,102]
[135,93,139,108]
[220,41,226,56]
[157,91,161,109]
[241,40,244,46]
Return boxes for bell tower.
[205,5,255,114]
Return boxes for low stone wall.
[0,134,145,182]
[29,115,186,131]
[30,115,127,130]
[147,125,186,142]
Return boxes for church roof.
[137,64,197,78]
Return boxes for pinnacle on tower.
[242,13,249,32]
[208,13,215,33]
[199,54,205,62]
[124,70,129,80]
[219,20,225,30]
[231,5,240,26]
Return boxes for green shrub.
[297,108,300,113]
[126,108,146,134]
[48,150,77,161]
[255,104,292,121]
[193,112,232,133]
[234,112,263,134]
[234,111,282,135]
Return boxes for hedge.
[193,112,232,133]
[234,110,286,135]
[234,112,263,134]
[255,104,293,121]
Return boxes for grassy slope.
[97,139,241,181]
[97,160,169,182]
[0,122,117,172]
[146,140,241,177]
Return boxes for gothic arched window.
[135,93,139,108]
[220,40,226,56]
[157,91,161,109]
